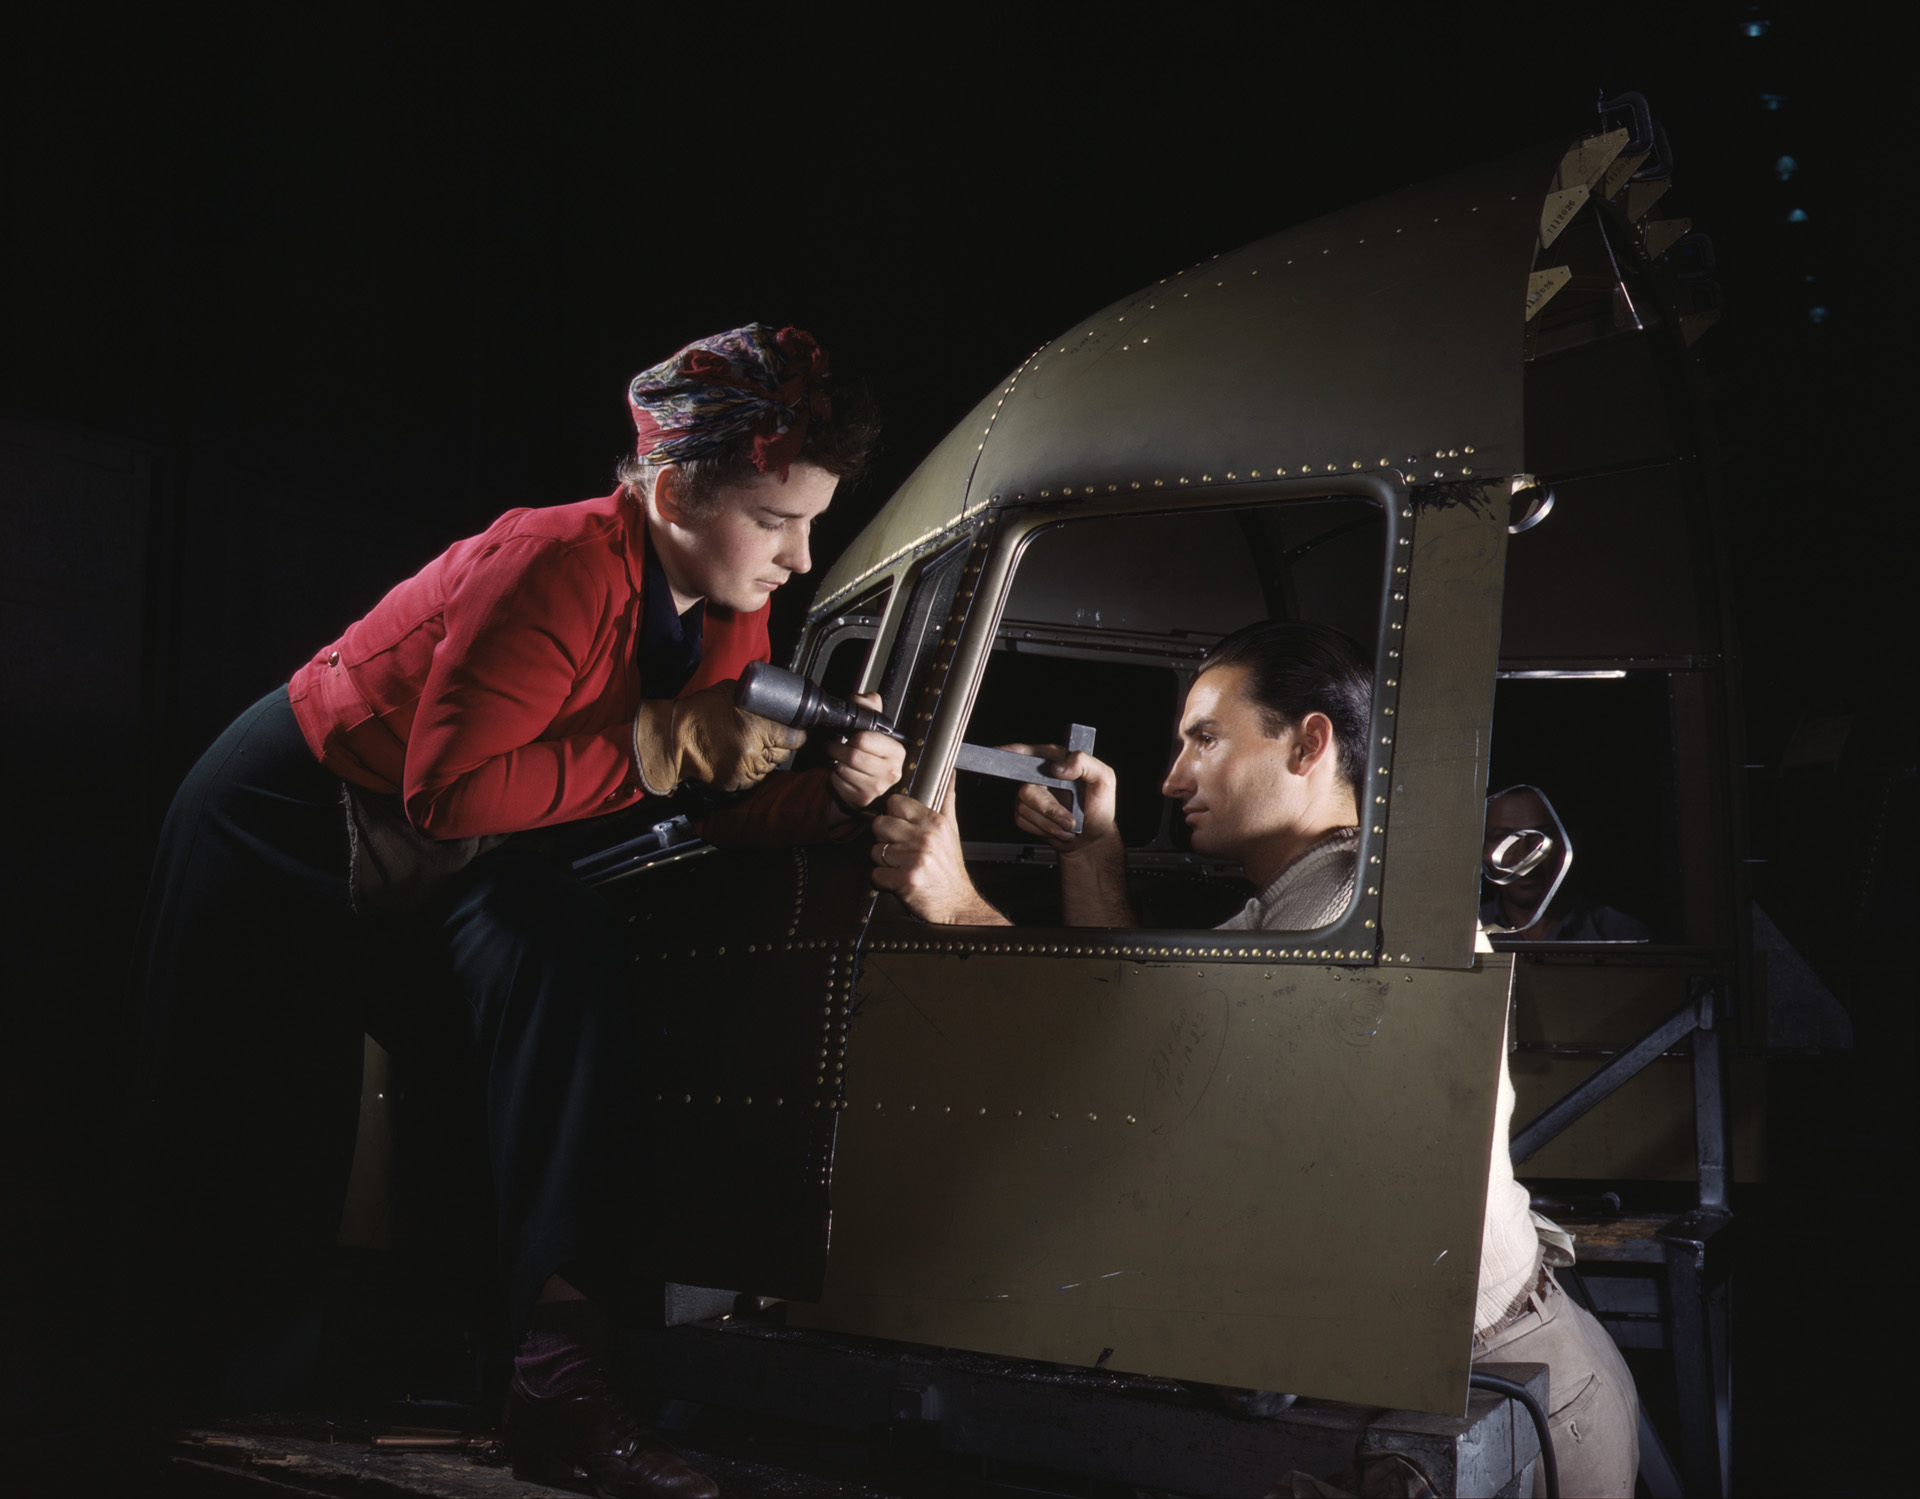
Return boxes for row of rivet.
[1362,506,1413,935]
[813,949,845,1181]
[872,1104,1138,1121]
[896,517,999,784]
[869,939,1382,962]
[665,1097,1139,1116]
[787,847,806,938]
[816,949,849,1093]
[645,936,1421,965]
[1100,220,1497,331]
[655,937,842,961]
[1064,213,1504,348]
[812,491,999,619]
[973,366,1027,455]
[658,1092,789,1106]
[1019,449,1476,502]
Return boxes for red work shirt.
[288,489,770,839]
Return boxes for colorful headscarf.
[627,324,832,481]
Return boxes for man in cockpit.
[870,620,1641,1498]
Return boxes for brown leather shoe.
[505,1371,719,1499]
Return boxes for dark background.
[2,5,1907,1492]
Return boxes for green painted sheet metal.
[791,951,1516,1417]
[813,140,1565,617]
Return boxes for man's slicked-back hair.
[1200,620,1374,797]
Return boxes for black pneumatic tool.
[734,661,903,739]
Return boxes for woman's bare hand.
[823,692,906,817]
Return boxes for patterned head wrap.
[627,323,832,481]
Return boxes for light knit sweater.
[1221,829,1538,1332]
[1217,826,1360,931]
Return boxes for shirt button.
[327,651,340,666]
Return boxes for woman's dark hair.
[1200,620,1374,797]
[617,380,880,514]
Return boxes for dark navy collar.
[640,530,705,700]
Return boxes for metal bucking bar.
[953,724,1096,834]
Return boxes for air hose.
[1468,1372,1559,1499]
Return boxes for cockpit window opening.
[787,579,894,783]
[950,496,1387,930]
[799,578,892,699]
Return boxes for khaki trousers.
[1475,1270,1639,1498]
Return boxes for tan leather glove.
[632,680,806,796]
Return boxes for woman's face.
[649,462,838,614]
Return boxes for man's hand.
[1008,745,1120,854]
[869,789,1009,925]
[1008,745,1135,928]
[822,692,906,821]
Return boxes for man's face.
[1160,665,1308,862]
[1483,788,1556,907]
[670,462,837,613]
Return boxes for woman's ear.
[649,465,685,526]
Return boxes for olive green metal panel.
[813,379,1010,613]
[789,951,1516,1417]
[1378,495,1510,969]
[969,145,1559,507]
[814,140,1571,619]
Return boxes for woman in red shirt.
[130,326,900,1496]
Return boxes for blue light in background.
[1787,208,1809,223]
[1808,307,1828,324]
[1761,93,1786,110]
[1775,155,1799,180]
[1743,17,1771,37]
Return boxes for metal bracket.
[953,724,1096,833]
[1509,991,1706,1166]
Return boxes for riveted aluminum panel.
[789,951,1515,1417]
[813,139,1569,620]
[601,843,878,1300]
[813,378,1010,613]
[971,146,1557,506]
[1378,494,1510,968]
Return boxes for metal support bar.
[1661,1212,1734,1498]
[1635,1407,1685,1499]
[1509,993,1705,1166]
[1690,978,1730,1212]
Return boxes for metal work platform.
[621,1318,1548,1498]
[1553,1211,1736,1498]
[151,1420,902,1499]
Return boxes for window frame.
[896,475,1412,964]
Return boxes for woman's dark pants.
[130,688,639,1398]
